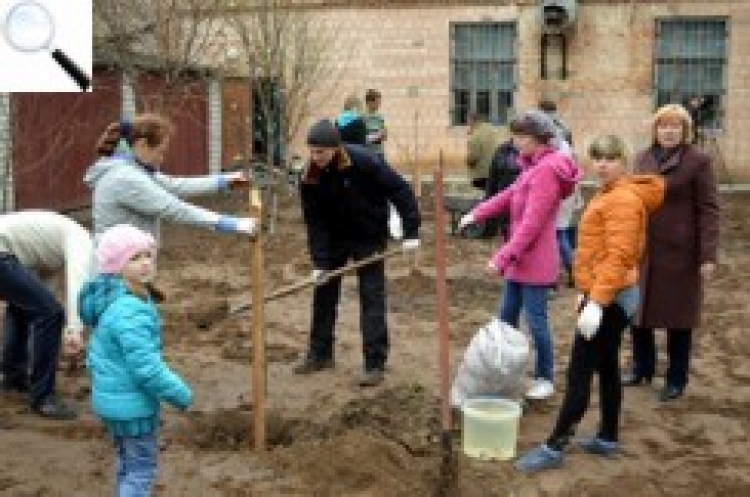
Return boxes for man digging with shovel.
[294,119,421,387]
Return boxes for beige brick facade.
[283,1,750,182]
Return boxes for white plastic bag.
[451,318,530,407]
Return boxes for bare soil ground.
[1,189,749,496]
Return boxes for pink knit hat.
[96,224,156,274]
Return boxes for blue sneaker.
[514,444,563,473]
[576,436,620,457]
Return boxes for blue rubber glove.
[216,175,230,189]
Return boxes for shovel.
[226,246,407,317]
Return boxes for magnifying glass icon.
[3,1,91,91]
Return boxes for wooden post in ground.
[412,158,422,270]
[434,150,458,495]
[249,186,267,451]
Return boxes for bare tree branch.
[94,0,225,114]
[225,1,344,168]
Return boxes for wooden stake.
[434,150,458,494]
[434,151,451,433]
[249,186,267,451]
[412,159,422,270]
[413,160,422,199]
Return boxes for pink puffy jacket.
[471,146,582,285]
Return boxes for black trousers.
[630,326,692,388]
[309,244,388,370]
[547,303,630,449]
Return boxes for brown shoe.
[358,368,384,387]
[292,355,334,375]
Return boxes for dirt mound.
[269,384,445,496]
[176,407,324,451]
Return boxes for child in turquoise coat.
[79,224,192,496]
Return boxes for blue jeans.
[0,254,65,406]
[114,433,158,497]
[556,229,575,272]
[499,280,553,381]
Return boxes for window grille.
[655,18,728,130]
[450,22,516,126]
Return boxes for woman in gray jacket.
[85,113,257,241]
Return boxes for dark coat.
[632,144,720,329]
[300,144,420,270]
[487,140,520,197]
[336,117,368,146]
[483,140,520,237]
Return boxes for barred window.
[655,18,728,130]
[450,22,516,126]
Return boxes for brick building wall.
[278,1,750,182]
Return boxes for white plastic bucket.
[461,398,522,461]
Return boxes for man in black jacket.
[294,119,420,386]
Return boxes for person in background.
[484,137,520,240]
[459,109,582,400]
[539,98,581,290]
[293,119,420,387]
[336,95,368,146]
[466,112,503,192]
[539,99,573,147]
[555,184,584,288]
[622,104,720,402]
[80,224,192,496]
[684,95,711,145]
[515,135,665,473]
[362,89,402,239]
[84,113,258,243]
[0,210,92,419]
[363,89,388,158]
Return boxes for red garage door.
[13,69,122,211]
[137,74,208,176]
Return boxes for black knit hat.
[307,119,341,148]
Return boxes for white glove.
[577,300,603,340]
[311,269,328,284]
[63,325,84,356]
[458,213,476,231]
[402,239,420,251]
[388,204,404,240]
[236,217,258,236]
[225,171,251,190]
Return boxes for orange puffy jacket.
[574,175,665,306]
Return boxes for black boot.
[658,384,684,402]
[621,369,652,386]
[292,354,334,375]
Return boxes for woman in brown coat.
[622,104,720,402]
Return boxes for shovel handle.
[229,246,405,315]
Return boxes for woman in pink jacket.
[460,110,583,399]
